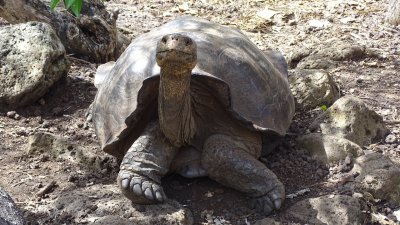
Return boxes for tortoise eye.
[161,37,167,44]
[185,39,192,46]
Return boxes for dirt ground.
[0,0,399,224]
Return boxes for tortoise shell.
[92,16,295,158]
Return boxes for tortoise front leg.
[202,134,285,215]
[117,121,179,204]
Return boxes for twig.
[67,55,97,69]
[36,180,56,197]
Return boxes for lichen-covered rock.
[0,22,69,109]
[288,39,366,69]
[0,187,25,225]
[289,69,340,110]
[43,185,193,225]
[349,153,400,204]
[287,195,364,225]
[297,133,364,163]
[310,96,389,146]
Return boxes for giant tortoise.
[92,16,295,215]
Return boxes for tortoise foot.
[117,170,166,204]
[249,188,283,215]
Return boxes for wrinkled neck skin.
[158,67,196,147]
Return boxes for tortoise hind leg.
[201,134,285,215]
[117,121,179,204]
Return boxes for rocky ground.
[0,0,399,224]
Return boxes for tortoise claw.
[117,170,166,204]
[250,189,283,215]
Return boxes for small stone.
[77,123,84,128]
[85,71,93,77]
[6,111,16,118]
[352,192,363,198]
[42,120,51,128]
[345,155,352,165]
[55,202,64,210]
[385,134,397,144]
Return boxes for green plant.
[321,104,328,111]
[50,0,83,17]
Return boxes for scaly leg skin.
[202,134,285,215]
[117,121,179,204]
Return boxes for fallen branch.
[36,180,57,197]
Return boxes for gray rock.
[310,96,388,146]
[289,69,340,110]
[48,185,193,225]
[394,209,400,222]
[297,133,364,164]
[385,134,397,144]
[287,195,364,225]
[288,39,366,69]
[27,132,100,169]
[349,153,400,204]
[0,187,25,225]
[0,22,69,109]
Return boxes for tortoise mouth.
[156,49,197,69]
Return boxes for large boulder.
[0,187,25,225]
[287,195,365,225]
[0,22,69,109]
[348,153,400,204]
[310,96,388,147]
[42,185,193,225]
[289,69,340,110]
[288,39,366,69]
[297,133,364,164]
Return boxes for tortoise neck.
[158,68,196,147]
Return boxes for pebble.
[344,155,352,165]
[55,202,64,210]
[42,120,51,128]
[6,111,16,118]
[385,134,397,144]
[85,71,94,78]
[352,192,363,198]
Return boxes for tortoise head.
[156,33,197,73]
